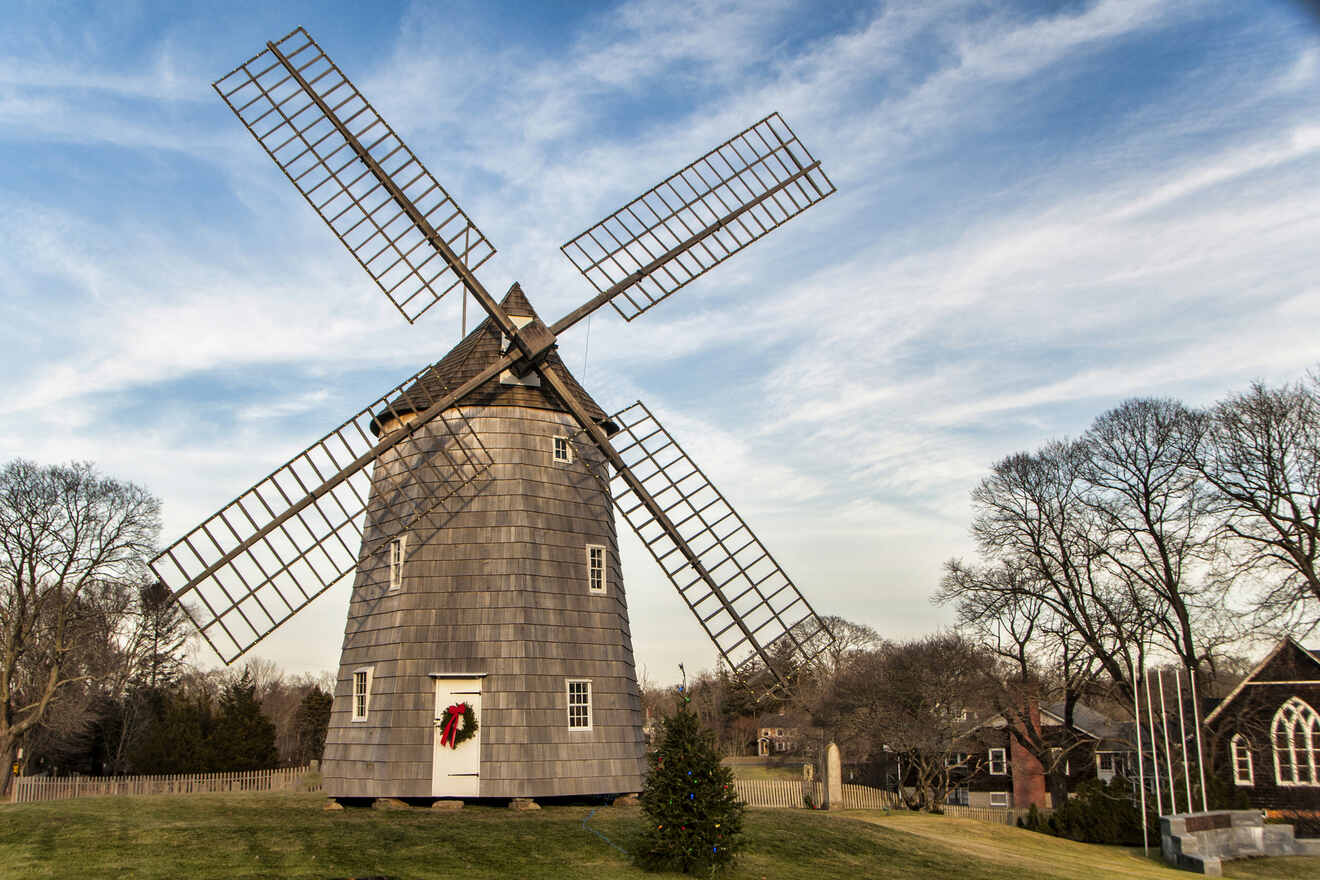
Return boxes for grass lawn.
[0,792,1315,879]
[724,763,805,781]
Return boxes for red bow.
[440,702,467,749]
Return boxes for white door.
[433,677,482,797]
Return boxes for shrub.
[1018,803,1050,833]
[1044,778,1149,846]
[1267,810,1320,839]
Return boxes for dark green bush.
[1039,778,1150,846]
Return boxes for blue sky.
[3,0,1319,680]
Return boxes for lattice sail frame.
[214,27,495,324]
[598,401,832,678]
[150,369,493,663]
[560,113,835,322]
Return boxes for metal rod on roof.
[1175,668,1193,814]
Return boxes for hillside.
[1,792,1316,879]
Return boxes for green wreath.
[438,702,479,749]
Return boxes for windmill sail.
[214,27,495,324]
[150,367,493,663]
[600,401,832,681]
[557,113,835,328]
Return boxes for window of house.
[989,791,1009,807]
[1231,733,1254,786]
[554,436,573,463]
[1098,753,1115,772]
[1272,697,1319,786]
[776,728,784,737]
[587,545,606,594]
[388,534,407,592]
[988,747,1007,775]
[567,680,592,730]
[947,786,969,806]
[945,752,968,768]
[352,668,373,721]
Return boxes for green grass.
[1,792,1316,879]
[725,763,804,780]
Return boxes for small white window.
[553,436,573,463]
[388,534,407,592]
[352,668,373,721]
[989,791,1009,807]
[1231,734,1254,786]
[567,680,592,729]
[587,545,606,594]
[988,747,1007,775]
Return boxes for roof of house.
[1204,637,1320,725]
[373,283,613,434]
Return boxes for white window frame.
[988,747,1007,775]
[553,435,573,464]
[989,791,1009,807]
[352,667,373,722]
[567,679,593,730]
[587,544,606,594]
[1231,733,1254,787]
[388,534,408,592]
[1272,696,1319,786]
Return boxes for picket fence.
[11,766,318,803]
[733,779,1040,826]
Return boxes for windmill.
[151,27,837,803]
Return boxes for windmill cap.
[372,283,617,436]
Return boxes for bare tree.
[1081,398,1233,670]
[1194,376,1320,631]
[967,442,1149,702]
[0,460,159,795]
[936,559,1099,805]
[836,633,993,810]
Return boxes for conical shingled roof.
[374,283,614,434]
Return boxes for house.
[948,701,1135,809]
[1203,637,1320,812]
[755,712,809,756]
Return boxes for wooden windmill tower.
[151,27,837,803]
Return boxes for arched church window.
[1230,733,1253,786]
[1272,697,1319,786]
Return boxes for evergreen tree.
[208,671,278,771]
[636,687,744,874]
[292,687,333,764]
[130,689,213,774]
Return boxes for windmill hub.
[509,315,557,376]
[153,26,838,803]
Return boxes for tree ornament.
[436,702,478,749]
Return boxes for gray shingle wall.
[321,404,646,799]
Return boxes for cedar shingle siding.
[320,288,645,799]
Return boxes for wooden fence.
[733,779,1040,826]
[943,805,1045,826]
[11,766,319,803]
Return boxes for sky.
[2,0,1319,683]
